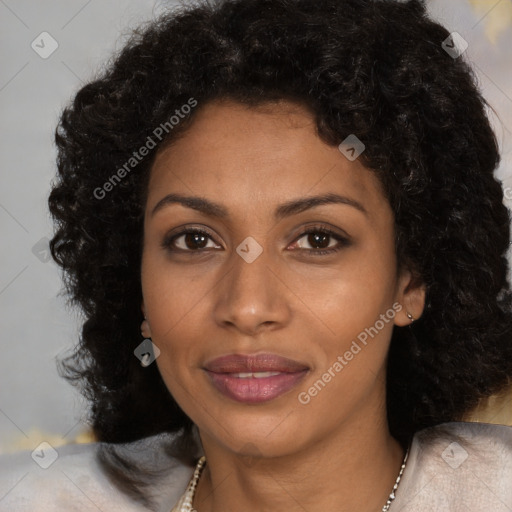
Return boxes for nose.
[212,245,291,336]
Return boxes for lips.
[203,353,309,403]
[203,353,309,373]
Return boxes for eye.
[161,227,222,252]
[161,224,350,256]
[291,226,351,256]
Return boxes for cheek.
[140,257,199,384]
[287,244,397,342]
[141,248,214,335]
[294,264,397,410]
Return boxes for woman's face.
[141,98,424,457]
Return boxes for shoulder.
[0,435,195,512]
[392,421,512,511]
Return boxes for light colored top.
[0,421,510,511]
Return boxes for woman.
[1,0,511,510]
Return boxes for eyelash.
[161,225,350,257]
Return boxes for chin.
[208,411,307,456]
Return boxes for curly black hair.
[49,0,512,475]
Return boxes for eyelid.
[290,222,350,241]
[288,223,351,254]
[161,225,223,252]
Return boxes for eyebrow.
[150,192,368,219]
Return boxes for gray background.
[1,0,511,453]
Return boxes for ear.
[140,301,152,338]
[393,267,426,327]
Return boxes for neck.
[192,393,406,512]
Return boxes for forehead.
[146,99,389,223]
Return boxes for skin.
[140,98,426,512]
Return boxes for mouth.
[203,353,310,403]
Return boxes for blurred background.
[0,0,511,455]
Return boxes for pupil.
[185,233,207,249]
[309,232,330,249]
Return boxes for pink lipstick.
[203,353,309,403]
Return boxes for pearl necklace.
[171,447,409,512]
